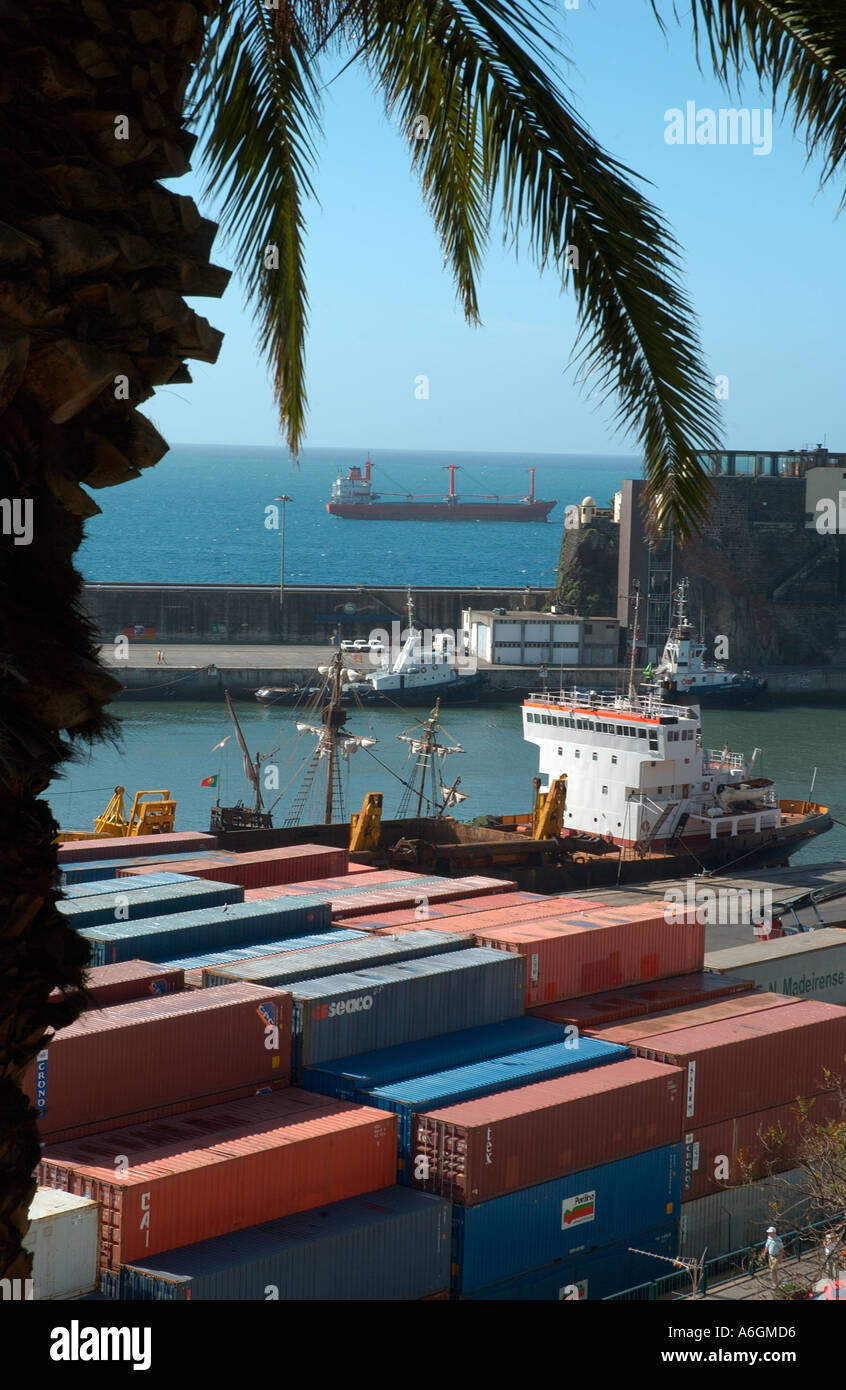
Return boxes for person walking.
[763,1226,784,1290]
[823,1231,840,1281]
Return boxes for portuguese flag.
[201,774,219,788]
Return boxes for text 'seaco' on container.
[38,1089,398,1270]
[25,983,293,1142]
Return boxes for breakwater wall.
[83,583,553,644]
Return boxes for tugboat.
[349,591,487,706]
[648,580,766,707]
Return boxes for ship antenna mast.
[323,650,345,825]
[628,582,641,701]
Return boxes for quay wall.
[82,583,552,645]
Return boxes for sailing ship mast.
[225,689,264,814]
[396,701,467,819]
[290,649,377,825]
[208,690,274,832]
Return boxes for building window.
[575,750,581,758]
[601,785,608,794]
[611,755,617,764]
[592,751,598,761]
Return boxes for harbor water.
[49,699,846,866]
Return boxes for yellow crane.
[56,786,177,842]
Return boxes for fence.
[604,1216,835,1300]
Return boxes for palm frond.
[365,0,721,535]
[189,0,323,457]
[669,1,846,196]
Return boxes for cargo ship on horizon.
[326,459,557,521]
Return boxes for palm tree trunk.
[0,0,227,1282]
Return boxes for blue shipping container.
[462,1222,679,1301]
[451,1143,682,1293]
[80,896,331,966]
[61,873,205,899]
[162,928,367,972]
[111,1188,451,1301]
[58,880,244,928]
[361,1036,628,1177]
[301,1017,571,1099]
[58,851,234,886]
[292,948,525,1072]
[202,928,475,987]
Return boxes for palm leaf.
[658,1,846,197]
[363,0,721,535]
[188,0,323,457]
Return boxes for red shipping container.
[530,972,753,1028]
[412,1057,685,1204]
[343,891,541,931]
[364,894,605,934]
[632,1000,846,1127]
[38,1089,398,1269]
[683,1088,846,1199]
[585,992,802,1045]
[49,960,185,1010]
[472,906,704,1005]
[57,831,218,864]
[119,843,349,890]
[25,983,293,1142]
[243,874,519,919]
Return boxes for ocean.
[77,444,635,587]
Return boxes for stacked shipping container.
[38,1090,398,1270]
[26,984,292,1141]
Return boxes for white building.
[462,609,620,667]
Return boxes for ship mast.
[628,582,641,701]
[288,651,377,826]
[225,688,263,814]
[396,701,466,819]
[323,651,344,825]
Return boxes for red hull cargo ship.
[327,460,556,521]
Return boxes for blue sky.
[145,0,845,456]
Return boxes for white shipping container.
[704,928,846,1006]
[25,1188,99,1299]
[678,1168,813,1259]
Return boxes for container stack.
[35,841,846,1301]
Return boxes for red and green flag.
[201,774,218,788]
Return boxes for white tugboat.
[648,580,766,707]
[349,591,486,706]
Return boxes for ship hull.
[326,500,555,521]
[658,677,767,708]
[255,674,489,706]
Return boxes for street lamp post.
[274,494,292,641]
[274,494,292,615]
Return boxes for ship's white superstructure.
[522,686,779,850]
